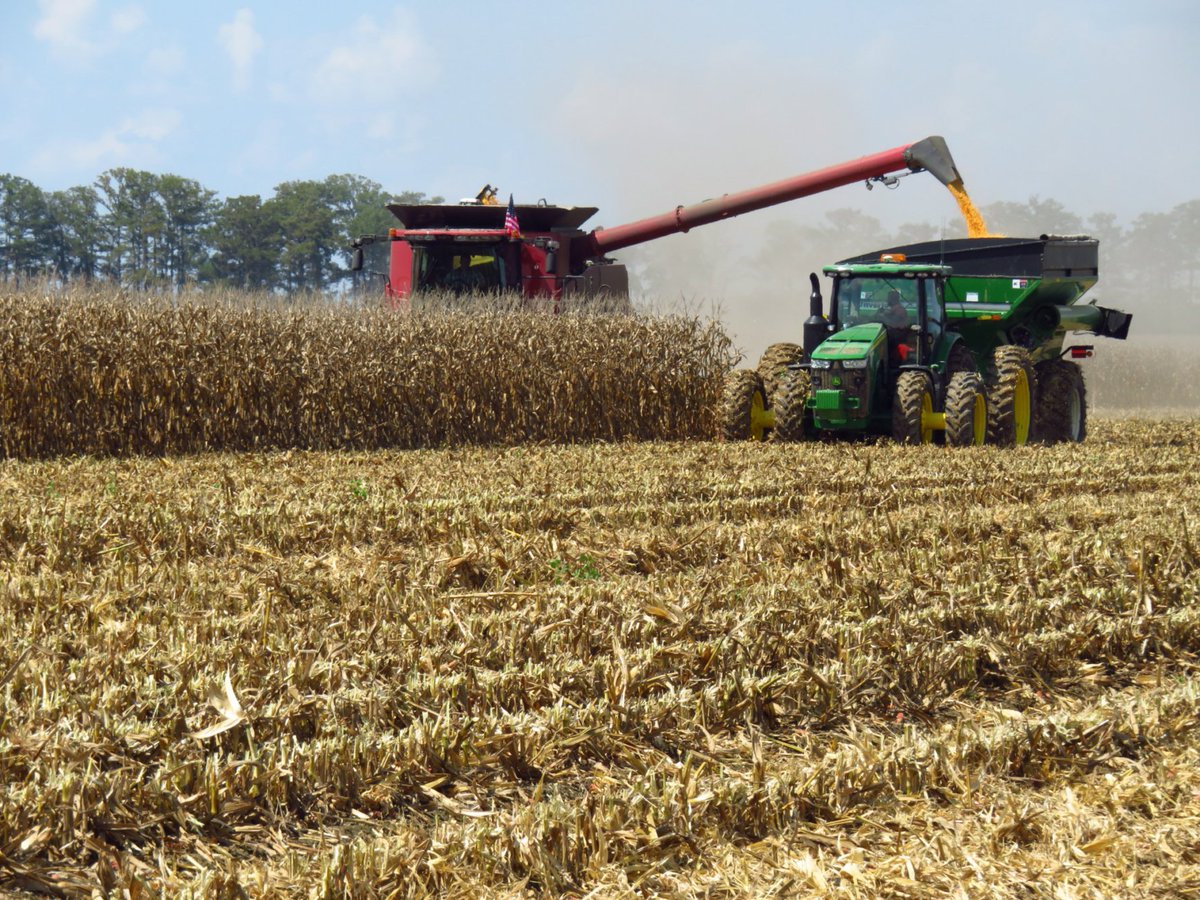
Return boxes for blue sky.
[4,1,1197,223]
[3,1,1198,348]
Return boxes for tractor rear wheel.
[757,343,805,403]
[773,370,811,442]
[893,371,935,444]
[944,371,987,446]
[720,369,770,441]
[986,346,1037,446]
[1034,359,1087,443]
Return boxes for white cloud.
[218,8,263,92]
[35,0,146,62]
[309,10,431,106]
[33,0,98,56]
[110,5,146,35]
[32,107,182,172]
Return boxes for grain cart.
[349,137,963,307]
[722,236,1132,445]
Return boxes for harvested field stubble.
[0,419,1198,895]
[0,285,733,457]
[1084,336,1200,412]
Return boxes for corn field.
[0,418,1198,896]
[0,285,733,457]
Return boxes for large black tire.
[944,371,987,446]
[986,346,1037,446]
[720,369,769,441]
[756,343,805,402]
[1034,359,1087,443]
[892,371,934,444]
[946,341,978,377]
[773,370,811,442]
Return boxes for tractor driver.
[880,289,911,329]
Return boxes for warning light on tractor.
[880,253,907,263]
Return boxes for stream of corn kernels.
[947,179,993,238]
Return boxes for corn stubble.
[0,285,732,457]
[0,418,1198,896]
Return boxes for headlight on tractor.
[810,359,831,369]
[841,358,868,369]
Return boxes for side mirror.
[544,249,557,275]
[351,247,364,272]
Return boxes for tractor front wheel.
[944,371,987,446]
[1034,359,1087,443]
[720,369,771,441]
[757,343,805,404]
[986,346,1037,446]
[773,370,811,442]
[892,371,935,444]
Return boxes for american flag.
[504,194,520,238]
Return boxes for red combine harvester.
[350,137,962,307]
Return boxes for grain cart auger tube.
[724,236,1132,447]
[350,137,961,309]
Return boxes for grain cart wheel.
[773,370,811,442]
[757,343,805,403]
[1034,359,1087,443]
[893,371,935,444]
[986,346,1037,446]
[944,371,987,446]
[720,369,771,441]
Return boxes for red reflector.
[1069,346,1093,359]
[896,343,909,362]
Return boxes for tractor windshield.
[834,276,919,329]
[414,243,509,293]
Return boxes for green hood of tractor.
[811,323,884,361]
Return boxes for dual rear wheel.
[891,370,986,446]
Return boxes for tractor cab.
[827,263,949,364]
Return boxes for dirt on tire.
[756,343,805,403]
[719,368,768,441]
[1034,359,1087,443]
[945,370,987,446]
[892,370,933,444]
[773,370,811,442]
[986,346,1037,446]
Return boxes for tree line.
[3,168,1197,333]
[0,170,439,292]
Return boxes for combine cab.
[352,200,625,308]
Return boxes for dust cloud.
[553,62,1200,411]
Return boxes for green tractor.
[721,236,1132,446]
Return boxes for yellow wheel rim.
[749,390,768,441]
[1013,369,1031,444]
[971,392,986,445]
[919,391,934,444]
